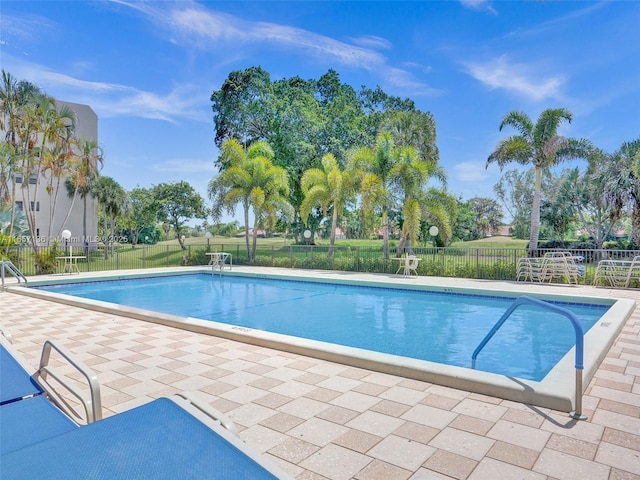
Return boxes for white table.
[206,252,232,270]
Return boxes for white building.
[13,100,100,247]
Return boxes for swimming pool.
[34,273,606,382]
[15,268,634,412]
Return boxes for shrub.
[538,240,571,249]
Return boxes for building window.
[15,174,22,184]
[30,201,40,211]
[15,201,23,211]
[29,174,37,185]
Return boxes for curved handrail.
[471,296,587,420]
[1,260,28,286]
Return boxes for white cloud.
[453,160,490,183]
[464,55,565,102]
[459,0,497,15]
[116,0,435,93]
[3,53,208,123]
[348,35,392,50]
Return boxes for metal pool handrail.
[1,260,28,287]
[471,295,587,420]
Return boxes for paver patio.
[1,268,638,479]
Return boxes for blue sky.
[1,1,639,224]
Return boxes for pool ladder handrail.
[1,260,28,288]
[471,296,587,420]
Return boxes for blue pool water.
[36,274,609,381]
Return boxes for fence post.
[356,246,360,272]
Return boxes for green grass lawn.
[170,234,529,250]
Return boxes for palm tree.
[40,102,76,240]
[300,153,356,257]
[93,176,130,258]
[209,138,292,262]
[348,132,396,258]
[603,139,640,243]
[63,138,103,244]
[487,109,592,253]
[390,146,448,252]
[0,73,43,253]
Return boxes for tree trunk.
[396,233,407,257]
[251,220,259,264]
[631,197,640,245]
[103,208,109,260]
[328,207,337,258]
[82,195,87,247]
[528,166,542,254]
[244,206,251,262]
[382,208,389,260]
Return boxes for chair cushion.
[1,397,281,479]
[1,395,76,455]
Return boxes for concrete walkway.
[1,268,638,479]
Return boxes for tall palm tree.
[300,153,357,257]
[209,138,292,262]
[348,131,396,258]
[487,108,592,253]
[603,139,640,243]
[246,156,292,261]
[93,176,130,258]
[63,138,103,243]
[390,146,448,252]
[40,102,76,239]
[0,73,42,252]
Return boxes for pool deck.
[2,267,639,480]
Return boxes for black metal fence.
[2,243,639,285]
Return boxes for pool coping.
[10,267,635,413]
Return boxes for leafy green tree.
[381,110,439,165]
[539,173,577,242]
[300,153,357,257]
[487,108,592,252]
[465,197,504,239]
[452,198,475,241]
[211,66,273,148]
[151,181,206,250]
[211,67,421,241]
[359,85,415,139]
[559,151,621,248]
[494,169,536,240]
[124,187,158,246]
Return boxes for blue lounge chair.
[1,335,100,454]
[0,330,291,479]
[2,394,291,479]
[0,342,43,405]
